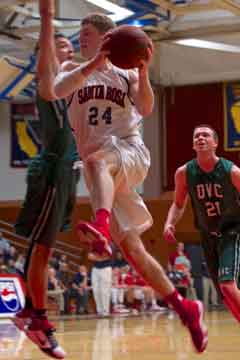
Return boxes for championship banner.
[11,102,42,167]
[224,82,240,151]
[0,275,25,318]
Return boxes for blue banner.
[224,82,240,151]
[11,103,42,167]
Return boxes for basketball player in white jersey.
[48,12,208,353]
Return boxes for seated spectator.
[4,245,17,263]
[169,242,189,268]
[6,259,17,274]
[124,268,163,313]
[66,265,89,314]
[49,252,60,271]
[167,263,189,297]
[48,267,65,315]
[0,264,8,274]
[14,253,25,276]
[58,254,67,270]
[0,231,10,256]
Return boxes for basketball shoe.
[26,316,66,359]
[181,300,208,353]
[12,306,33,331]
[77,221,112,257]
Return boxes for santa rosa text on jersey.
[77,85,126,108]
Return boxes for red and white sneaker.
[112,305,130,314]
[26,316,66,359]
[77,221,112,257]
[12,307,33,332]
[181,300,208,353]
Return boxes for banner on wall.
[224,82,240,151]
[0,275,25,317]
[11,103,42,167]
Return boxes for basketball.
[105,25,153,69]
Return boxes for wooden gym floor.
[0,309,239,360]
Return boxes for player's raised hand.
[39,0,55,16]
[147,40,154,56]
[163,224,177,244]
[101,33,112,54]
[138,46,153,75]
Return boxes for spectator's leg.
[99,267,112,315]
[63,290,70,314]
[118,288,125,307]
[80,290,89,313]
[210,279,218,306]
[91,268,103,315]
[188,278,198,300]
[58,290,65,313]
[111,288,118,309]
[125,288,135,309]
[203,277,210,309]
[75,291,82,314]
[68,288,81,314]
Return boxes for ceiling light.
[85,0,133,22]
[174,39,240,53]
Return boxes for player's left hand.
[138,46,153,75]
[163,225,177,244]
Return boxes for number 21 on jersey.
[205,201,221,217]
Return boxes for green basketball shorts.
[15,155,80,248]
[201,230,240,293]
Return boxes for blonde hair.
[81,13,116,34]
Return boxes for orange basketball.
[105,25,153,69]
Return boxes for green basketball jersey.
[36,94,79,162]
[186,158,240,235]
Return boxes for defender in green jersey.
[12,1,79,358]
[164,124,240,323]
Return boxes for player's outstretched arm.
[37,0,59,100]
[163,165,188,244]
[54,44,109,99]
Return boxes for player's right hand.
[163,225,177,244]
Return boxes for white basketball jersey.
[67,65,142,158]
